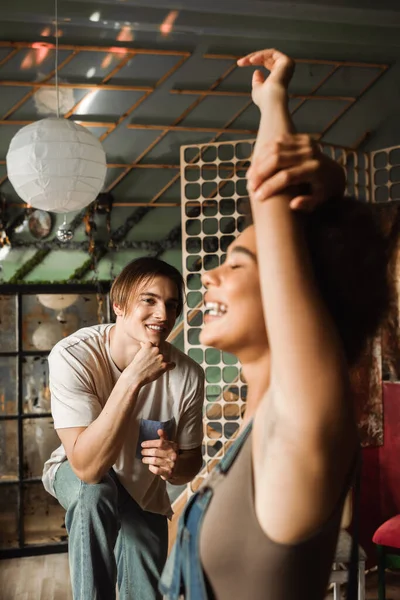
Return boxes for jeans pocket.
[135,417,176,459]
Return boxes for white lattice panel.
[180,139,372,488]
[321,144,371,201]
[371,145,400,203]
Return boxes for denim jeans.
[54,461,168,600]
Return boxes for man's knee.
[55,463,118,520]
[79,474,118,517]
[64,473,119,543]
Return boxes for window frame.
[0,283,111,559]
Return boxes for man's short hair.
[110,257,184,316]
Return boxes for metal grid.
[0,285,110,559]
[180,138,374,491]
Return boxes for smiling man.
[42,257,204,600]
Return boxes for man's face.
[114,275,180,347]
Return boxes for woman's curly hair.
[245,196,393,366]
[303,197,391,366]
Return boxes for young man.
[42,257,204,600]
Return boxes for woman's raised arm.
[240,50,357,543]
[242,49,349,434]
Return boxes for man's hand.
[123,342,175,388]
[247,134,346,212]
[141,429,178,481]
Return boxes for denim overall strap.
[159,421,254,600]
[159,488,214,599]
[217,420,253,475]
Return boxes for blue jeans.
[54,461,168,600]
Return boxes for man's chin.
[145,329,170,346]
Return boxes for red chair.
[373,515,400,600]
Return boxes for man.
[42,257,204,600]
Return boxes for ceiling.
[0,0,399,285]
[2,0,400,48]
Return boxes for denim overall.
[159,420,360,600]
[159,421,253,600]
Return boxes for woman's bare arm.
[240,50,357,543]
[244,50,349,431]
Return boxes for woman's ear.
[113,303,124,317]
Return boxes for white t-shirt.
[42,324,204,517]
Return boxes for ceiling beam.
[0,41,190,57]
[2,51,80,121]
[98,53,190,143]
[0,80,153,92]
[170,90,356,102]
[105,60,238,193]
[126,123,258,135]
[203,54,390,69]
[320,65,389,139]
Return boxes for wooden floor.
[0,554,72,600]
[0,553,400,599]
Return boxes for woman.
[160,49,389,600]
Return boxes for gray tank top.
[199,429,348,600]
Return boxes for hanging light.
[6,118,107,214]
[32,315,79,351]
[37,293,79,327]
[37,293,78,311]
[56,214,74,242]
[5,0,107,214]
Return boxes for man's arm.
[56,342,175,484]
[57,380,140,485]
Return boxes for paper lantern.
[32,315,79,351]
[37,294,78,310]
[6,118,107,213]
[33,85,76,116]
[32,322,67,351]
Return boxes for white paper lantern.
[37,293,78,310]
[6,118,107,213]
[33,84,76,116]
[32,323,61,351]
[32,316,79,351]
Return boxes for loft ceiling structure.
[2,0,400,45]
[0,42,388,206]
[0,0,399,284]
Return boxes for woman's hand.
[238,48,346,210]
[247,134,346,211]
[237,48,295,106]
